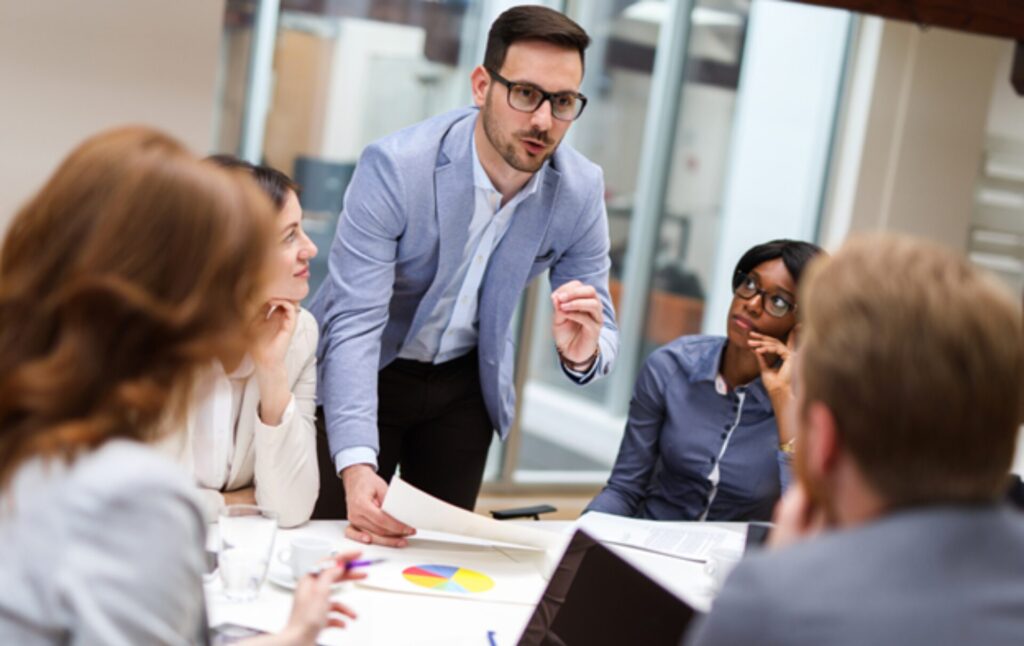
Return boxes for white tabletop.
[206,520,730,645]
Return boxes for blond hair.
[799,234,1023,506]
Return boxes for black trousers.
[312,350,494,520]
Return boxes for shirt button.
[476,256,483,263]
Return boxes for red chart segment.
[402,564,495,593]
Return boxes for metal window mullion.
[238,0,281,163]
[607,0,695,413]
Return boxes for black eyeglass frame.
[733,270,797,318]
[485,67,588,122]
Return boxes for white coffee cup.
[277,537,336,580]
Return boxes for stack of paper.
[575,511,746,563]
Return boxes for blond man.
[685,235,1024,646]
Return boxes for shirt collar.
[688,336,772,408]
[470,130,546,204]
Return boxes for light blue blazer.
[309,107,619,463]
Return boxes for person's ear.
[470,65,490,108]
[804,401,840,480]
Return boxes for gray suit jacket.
[0,441,207,645]
[310,107,619,461]
[685,505,1024,646]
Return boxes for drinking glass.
[218,505,278,601]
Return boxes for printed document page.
[382,476,567,553]
[575,512,746,563]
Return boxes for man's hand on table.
[341,464,416,547]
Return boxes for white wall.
[702,0,852,335]
[0,0,226,232]
[820,18,1004,251]
[986,46,1024,144]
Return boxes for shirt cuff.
[560,351,600,384]
[333,446,379,478]
[256,395,296,430]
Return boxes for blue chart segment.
[402,564,495,593]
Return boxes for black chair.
[490,505,558,521]
[1007,474,1024,510]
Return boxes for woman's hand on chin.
[748,329,796,397]
[250,299,298,371]
[250,300,298,426]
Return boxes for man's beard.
[481,94,556,173]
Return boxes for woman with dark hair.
[587,239,824,521]
[0,128,358,644]
[161,155,320,528]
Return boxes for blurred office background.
[2,0,1023,505]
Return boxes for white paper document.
[382,476,567,553]
[575,512,746,563]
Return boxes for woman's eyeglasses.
[734,271,796,318]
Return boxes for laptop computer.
[517,529,697,646]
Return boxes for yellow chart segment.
[452,568,494,593]
[401,564,495,594]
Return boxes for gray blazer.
[0,440,207,645]
[310,106,619,461]
[685,505,1024,646]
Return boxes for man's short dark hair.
[732,239,824,290]
[205,154,300,210]
[483,5,590,73]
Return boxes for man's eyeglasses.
[485,67,588,122]
[733,271,796,318]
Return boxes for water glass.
[218,505,278,601]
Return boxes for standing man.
[310,6,618,546]
[685,235,1024,646]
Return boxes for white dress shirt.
[397,141,545,363]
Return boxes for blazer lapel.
[226,375,260,489]
[405,114,476,343]
[478,165,561,358]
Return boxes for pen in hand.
[342,557,386,572]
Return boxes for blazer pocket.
[533,249,555,263]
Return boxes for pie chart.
[402,564,495,594]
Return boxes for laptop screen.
[517,529,696,646]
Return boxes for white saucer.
[266,566,347,591]
[266,566,302,590]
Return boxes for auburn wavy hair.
[0,127,276,486]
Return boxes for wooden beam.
[788,0,1024,39]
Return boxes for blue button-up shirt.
[587,335,790,522]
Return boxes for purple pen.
[343,558,387,572]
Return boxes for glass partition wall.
[213,0,852,492]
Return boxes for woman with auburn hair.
[0,128,360,645]
[160,154,320,528]
[588,240,824,522]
